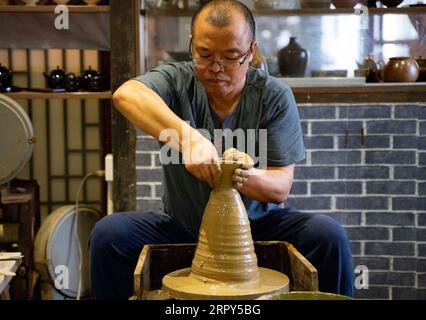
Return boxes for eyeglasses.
[188,38,253,69]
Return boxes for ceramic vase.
[277,37,308,77]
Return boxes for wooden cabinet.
[0,2,114,299]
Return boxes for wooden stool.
[133,241,318,300]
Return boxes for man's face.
[191,11,256,99]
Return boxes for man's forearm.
[113,80,206,152]
[238,166,294,204]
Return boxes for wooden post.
[110,0,140,212]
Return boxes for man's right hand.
[183,136,221,188]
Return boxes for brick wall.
[135,103,426,300]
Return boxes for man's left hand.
[232,166,253,190]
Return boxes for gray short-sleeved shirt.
[134,62,305,237]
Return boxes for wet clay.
[162,148,289,299]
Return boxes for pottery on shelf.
[299,0,331,8]
[52,0,71,4]
[43,66,66,90]
[64,73,80,92]
[331,0,358,8]
[83,0,99,5]
[0,63,13,91]
[355,55,379,77]
[383,57,419,82]
[277,37,308,77]
[253,0,276,9]
[80,66,99,91]
[22,0,39,5]
[379,0,403,7]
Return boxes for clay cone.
[190,161,260,283]
[162,149,289,299]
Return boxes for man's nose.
[209,60,224,72]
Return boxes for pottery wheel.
[162,267,289,300]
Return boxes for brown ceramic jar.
[383,57,419,82]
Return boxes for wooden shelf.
[292,84,426,103]
[142,6,426,16]
[0,5,109,13]
[4,91,112,100]
[253,7,426,16]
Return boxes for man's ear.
[249,41,258,62]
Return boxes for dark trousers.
[89,208,354,299]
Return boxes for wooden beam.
[292,84,426,104]
[110,0,140,212]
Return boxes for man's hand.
[183,136,221,188]
[232,166,252,190]
[221,148,255,190]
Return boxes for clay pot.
[383,57,419,82]
[331,0,358,8]
[65,73,81,92]
[43,66,66,89]
[80,66,99,91]
[379,0,403,7]
[87,75,109,92]
[277,37,308,77]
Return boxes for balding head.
[191,0,255,42]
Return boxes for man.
[90,0,354,299]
